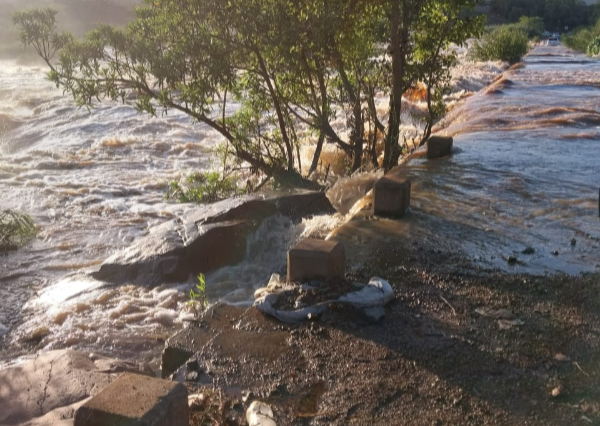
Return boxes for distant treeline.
[486,0,599,32]
[0,0,139,59]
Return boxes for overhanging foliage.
[14,0,483,182]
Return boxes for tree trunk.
[308,132,325,177]
[351,96,364,172]
[383,0,409,171]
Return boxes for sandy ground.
[182,235,600,425]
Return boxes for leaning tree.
[14,0,482,190]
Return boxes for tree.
[14,0,482,185]
[381,0,483,170]
[14,1,307,185]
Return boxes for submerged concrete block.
[74,373,188,426]
[287,239,345,282]
[426,135,453,159]
[372,175,411,217]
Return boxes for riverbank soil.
[183,235,600,425]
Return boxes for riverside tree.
[14,0,482,189]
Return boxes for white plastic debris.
[338,277,394,307]
[254,277,394,323]
[246,401,277,426]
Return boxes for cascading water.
[0,48,543,363]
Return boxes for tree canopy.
[14,0,482,189]
[489,0,596,31]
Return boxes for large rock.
[93,192,334,285]
[74,373,188,426]
[0,350,149,426]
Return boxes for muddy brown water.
[331,45,599,276]
[0,45,598,365]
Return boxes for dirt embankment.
[181,238,600,425]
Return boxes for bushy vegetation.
[509,16,545,39]
[165,172,239,203]
[0,210,37,251]
[469,26,529,64]
[587,36,600,57]
[13,0,484,190]
[488,0,598,32]
[563,18,600,55]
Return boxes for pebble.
[507,255,518,264]
[522,247,535,255]
[186,371,199,381]
[551,386,562,397]
[553,353,570,362]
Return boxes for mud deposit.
[178,236,600,425]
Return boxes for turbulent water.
[331,45,600,276]
[432,45,599,273]
[0,59,351,362]
[1,45,596,365]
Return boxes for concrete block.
[426,135,453,159]
[287,239,345,282]
[372,175,411,217]
[74,373,188,426]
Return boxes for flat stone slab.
[426,135,453,159]
[0,350,151,426]
[372,175,411,217]
[287,239,345,282]
[74,373,188,426]
[93,191,335,285]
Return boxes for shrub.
[564,28,594,52]
[564,18,600,53]
[165,171,239,203]
[587,36,600,56]
[0,210,37,251]
[514,16,544,39]
[469,27,529,64]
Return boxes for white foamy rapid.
[0,51,506,362]
[0,58,224,360]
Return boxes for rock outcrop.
[93,191,334,286]
[0,350,151,426]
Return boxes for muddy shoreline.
[178,234,600,425]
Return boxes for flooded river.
[0,45,598,364]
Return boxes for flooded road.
[333,45,599,275]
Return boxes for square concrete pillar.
[287,239,345,283]
[372,175,411,217]
[74,373,188,426]
[426,135,453,159]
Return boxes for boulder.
[93,192,334,285]
[372,175,411,217]
[74,373,188,426]
[287,239,346,283]
[0,350,149,426]
[426,135,453,159]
